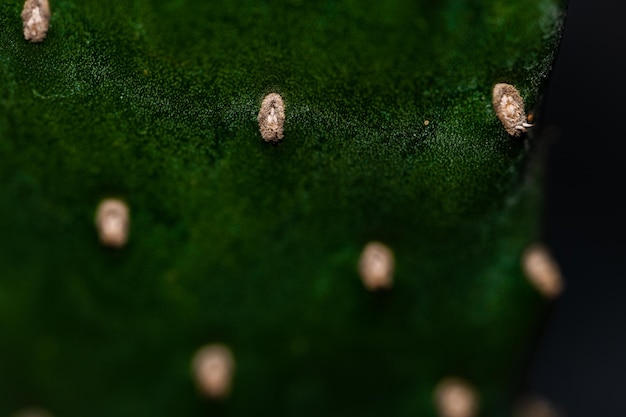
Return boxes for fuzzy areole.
[21,0,50,42]
[492,83,534,136]
[258,93,285,142]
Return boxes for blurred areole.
[95,198,130,249]
[434,377,479,417]
[358,241,395,291]
[514,396,562,417]
[191,343,235,400]
[522,243,564,299]
[11,408,54,417]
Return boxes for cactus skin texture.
[0,0,566,416]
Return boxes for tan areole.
[22,0,50,43]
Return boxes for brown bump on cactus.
[258,93,285,142]
[434,377,479,417]
[522,243,563,299]
[514,396,562,417]
[192,344,235,400]
[358,241,395,291]
[492,83,534,137]
[21,0,50,43]
[12,407,54,417]
[95,198,130,249]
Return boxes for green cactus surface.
[0,0,566,416]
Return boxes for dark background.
[527,0,626,415]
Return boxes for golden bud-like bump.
[492,83,533,137]
[522,243,563,299]
[258,93,285,142]
[358,241,395,291]
[21,0,50,43]
[192,344,235,400]
[95,198,130,249]
[434,377,479,417]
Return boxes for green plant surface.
[0,0,565,416]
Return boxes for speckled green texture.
[0,0,565,416]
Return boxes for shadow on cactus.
[0,0,567,416]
